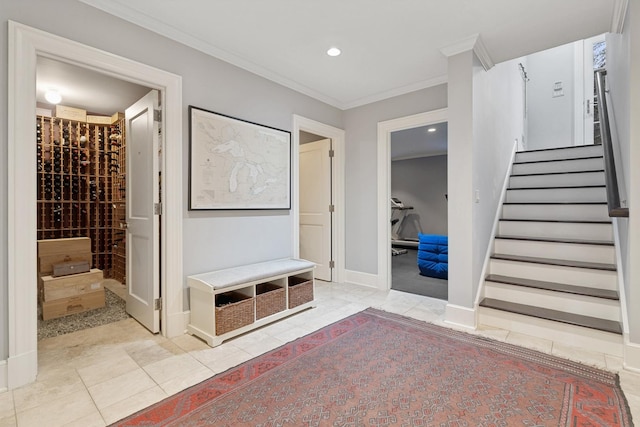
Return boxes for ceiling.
[391,122,448,161]
[36,57,151,115]
[78,0,617,110]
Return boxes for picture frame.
[188,106,291,210]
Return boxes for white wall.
[0,0,343,359]
[526,43,576,149]
[391,155,448,236]
[606,3,640,353]
[342,85,448,274]
[472,57,525,292]
[446,50,524,321]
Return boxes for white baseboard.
[344,269,379,289]
[624,340,640,372]
[8,349,37,390]
[183,310,191,332]
[445,303,477,329]
[0,360,7,392]
[166,311,187,338]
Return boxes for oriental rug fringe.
[113,308,633,426]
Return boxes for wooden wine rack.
[36,115,127,283]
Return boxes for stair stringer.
[473,141,518,309]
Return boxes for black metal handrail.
[594,69,629,217]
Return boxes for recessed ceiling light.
[327,47,341,57]
[45,89,62,104]
[427,127,437,133]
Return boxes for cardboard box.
[41,289,105,320]
[86,114,113,125]
[40,269,103,301]
[37,237,92,275]
[55,105,87,122]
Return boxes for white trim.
[440,34,494,71]
[377,109,448,291]
[611,0,629,34]
[624,340,640,372]
[474,141,518,306]
[183,310,191,332]
[292,115,346,285]
[79,0,446,111]
[573,40,585,146]
[444,303,477,329]
[341,75,448,110]
[613,219,629,335]
[344,270,379,289]
[7,21,183,389]
[0,361,7,392]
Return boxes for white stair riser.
[515,145,603,162]
[498,221,613,241]
[479,308,623,356]
[505,187,606,203]
[483,281,620,321]
[512,157,603,175]
[489,258,617,290]
[494,239,615,264]
[502,203,609,222]
[510,172,605,188]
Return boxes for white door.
[125,90,160,333]
[300,139,332,281]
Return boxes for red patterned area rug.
[113,308,632,426]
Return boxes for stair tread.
[507,185,605,190]
[513,155,603,165]
[517,145,603,154]
[491,253,616,271]
[495,235,613,246]
[485,274,619,300]
[480,298,622,334]
[511,169,604,177]
[499,218,611,224]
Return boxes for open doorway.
[390,123,448,299]
[293,115,345,285]
[8,22,183,389]
[35,57,158,339]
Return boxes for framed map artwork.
[188,106,291,210]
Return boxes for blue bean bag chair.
[417,234,448,279]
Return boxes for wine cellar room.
[36,56,151,339]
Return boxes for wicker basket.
[288,276,313,309]
[215,291,254,335]
[256,283,286,320]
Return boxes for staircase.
[479,144,624,355]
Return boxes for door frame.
[7,21,183,389]
[376,108,448,290]
[292,115,345,284]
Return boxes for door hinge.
[154,298,162,310]
[154,109,162,122]
[154,202,162,215]
[329,149,335,158]
[329,260,335,268]
[329,204,335,212]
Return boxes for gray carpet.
[38,288,130,340]
[392,249,448,300]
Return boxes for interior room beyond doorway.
[390,122,448,300]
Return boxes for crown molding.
[439,34,494,71]
[611,0,629,34]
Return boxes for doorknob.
[120,222,128,229]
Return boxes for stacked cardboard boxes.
[37,237,105,320]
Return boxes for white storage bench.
[187,258,316,347]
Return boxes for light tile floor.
[1,281,639,426]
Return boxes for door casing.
[7,21,183,390]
